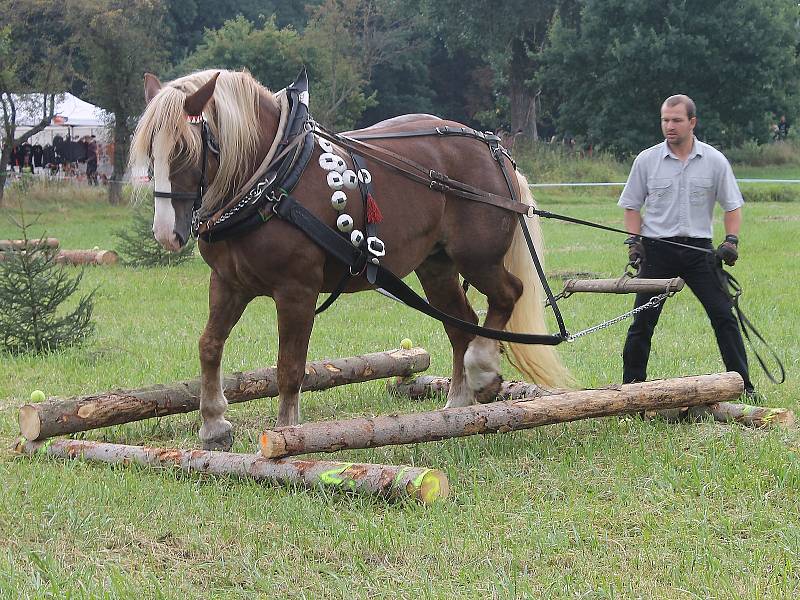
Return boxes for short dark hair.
[663,94,696,119]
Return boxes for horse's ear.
[184,72,220,117]
[144,73,162,103]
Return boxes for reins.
[176,78,785,378]
[716,267,786,384]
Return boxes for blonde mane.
[129,69,276,213]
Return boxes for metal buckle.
[366,236,386,257]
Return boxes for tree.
[0,208,95,355]
[66,0,169,205]
[0,1,76,206]
[176,15,303,91]
[302,0,423,129]
[422,0,565,138]
[178,1,417,131]
[114,204,195,267]
[541,0,800,155]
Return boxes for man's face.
[661,102,696,147]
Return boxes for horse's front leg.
[198,272,250,451]
[273,287,318,427]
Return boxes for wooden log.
[55,249,119,265]
[18,348,430,441]
[0,237,59,250]
[562,276,684,295]
[14,439,448,505]
[394,375,793,430]
[260,373,744,458]
[646,402,795,428]
[387,375,565,401]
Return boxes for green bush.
[740,185,800,203]
[513,139,629,184]
[725,139,800,167]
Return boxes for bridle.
[152,113,220,229]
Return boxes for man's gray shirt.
[618,138,743,239]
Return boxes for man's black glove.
[716,234,739,266]
[624,235,645,268]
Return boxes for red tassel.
[366,193,383,224]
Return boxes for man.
[618,94,754,396]
[85,135,98,186]
[778,115,789,140]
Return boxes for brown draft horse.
[130,69,570,451]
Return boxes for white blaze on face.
[151,140,180,252]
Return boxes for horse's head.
[130,69,268,251]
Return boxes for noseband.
[152,114,220,226]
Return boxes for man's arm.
[624,209,642,235]
[723,207,741,237]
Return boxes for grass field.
[0,178,798,599]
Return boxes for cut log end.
[18,404,42,441]
[412,469,449,505]
[768,409,796,428]
[260,431,287,459]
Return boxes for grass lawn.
[0,180,798,599]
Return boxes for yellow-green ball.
[400,338,413,350]
[30,390,46,403]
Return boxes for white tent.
[8,93,112,144]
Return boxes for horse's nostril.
[173,230,185,248]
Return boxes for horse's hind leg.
[415,252,478,408]
[198,273,251,451]
[458,262,523,404]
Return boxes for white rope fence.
[530,179,800,188]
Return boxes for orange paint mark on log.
[157,450,183,463]
[345,465,369,480]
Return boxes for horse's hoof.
[201,430,234,452]
[474,374,503,404]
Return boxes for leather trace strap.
[273,194,565,345]
[313,125,533,216]
[719,268,785,384]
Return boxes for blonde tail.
[503,171,574,388]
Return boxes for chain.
[565,293,669,342]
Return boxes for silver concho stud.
[333,155,347,173]
[350,229,364,246]
[357,169,372,184]
[331,190,347,211]
[318,137,334,153]
[327,171,344,190]
[336,213,354,233]
[319,153,341,171]
[342,170,358,189]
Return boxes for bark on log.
[562,276,684,295]
[646,403,795,428]
[14,439,448,505]
[392,375,793,430]
[55,249,119,265]
[387,375,566,401]
[19,348,430,441]
[261,373,744,458]
[0,238,59,250]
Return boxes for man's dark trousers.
[622,237,753,391]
